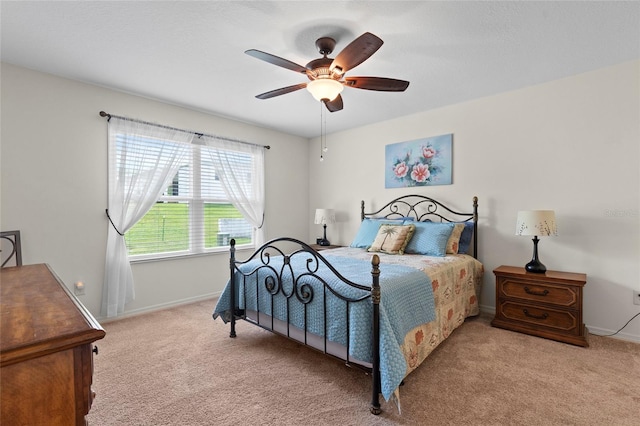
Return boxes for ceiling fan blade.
[323,95,343,112]
[245,49,308,74]
[344,76,409,92]
[330,32,383,74]
[255,83,308,99]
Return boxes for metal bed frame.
[222,195,478,414]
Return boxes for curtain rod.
[99,111,270,150]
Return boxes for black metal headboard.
[360,195,478,258]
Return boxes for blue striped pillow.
[404,222,455,256]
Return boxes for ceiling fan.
[245,32,410,112]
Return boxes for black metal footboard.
[226,237,383,414]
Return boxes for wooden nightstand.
[309,244,342,251]
[492,265,588,347]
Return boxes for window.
[117,135,257,260]
[104,115,265,316]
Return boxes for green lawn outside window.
[125,202,250,255]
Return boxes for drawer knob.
[93,346,99,355]
[523,309,549,320]
[524,286,549,297]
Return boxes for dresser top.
[1,263,105,366]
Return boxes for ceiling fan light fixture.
[306,78,343,102]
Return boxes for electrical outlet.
[634,290,640,306]
[74,281,85,296]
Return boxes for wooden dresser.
[1,263,106,425]
[492,265,588,347]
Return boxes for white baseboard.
[98,291,221,324]
[586,325,640,344]
[479,304,495,316]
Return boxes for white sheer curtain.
[203,137,266,247]
[103,118,192,317]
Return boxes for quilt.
[213,247,483,401]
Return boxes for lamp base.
[525,259,547,273]
[318,223,330,246]
[317,238,331,246]
[525,236,546,273]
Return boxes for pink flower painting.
[385,134,452,188]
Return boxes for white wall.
[3,61,638,341]
[1,63,310,320]
[308,60,640,342]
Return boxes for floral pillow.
[446,223,465,254]
[367,224,416,255]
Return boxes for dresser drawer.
[498,301,581,335]
[498,277,578,308]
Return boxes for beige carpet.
[87,299,640,426]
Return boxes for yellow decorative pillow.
[446,223,465,254]
[367,224,415,255]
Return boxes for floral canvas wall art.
[385,134,453,188]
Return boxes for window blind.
[120,137,255,259]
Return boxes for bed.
[213,194,483,414]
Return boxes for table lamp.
[515,210,557,273]
[314,209,336,246]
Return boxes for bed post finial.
[361,200,365,222]
[472,196,478,222]
[371,255,380,303]
[370,253,381,415]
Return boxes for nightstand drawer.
[498,301,581,335]
[499,278,578,308]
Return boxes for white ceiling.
[2,1,639,139]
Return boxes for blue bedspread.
[213,251,435,400]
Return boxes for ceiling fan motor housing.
[306,57,341,81]
[306,37,343,81]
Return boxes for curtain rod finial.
[99,111,111,120]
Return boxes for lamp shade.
[306,79,343,102]
[515,210,557,236]
[314,209,336,225]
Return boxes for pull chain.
[319,101,324,162]
[323,103,328,154]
